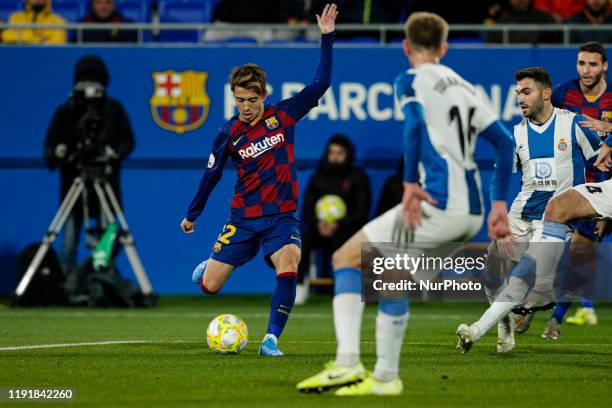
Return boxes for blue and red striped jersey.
[552,78,612,182]
[186,33,334,221]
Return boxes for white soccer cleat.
[497,313,515,353]
[456,324,476,354]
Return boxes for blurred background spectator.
[75,0,137,43]
[533,0,584,23]
[1,0,67,44]
[487,0,560,44]
[296,134,371,305]
[566,0,612,44]
[375,159,403,217]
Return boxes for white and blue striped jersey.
[509,108,601,221]
[395,63,513,215]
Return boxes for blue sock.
[543,220,566,240]
[334,267,361,295]
[552,301,571,323]
[266,273,297,339]
[581,299,594,308]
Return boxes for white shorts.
[573,180,612,220]
[363,202,483,244]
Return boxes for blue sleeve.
[276,33,334,121]
[605,134,612,147]
[480,120,515,202]
[185,130,231,222]
[402,102,424,183]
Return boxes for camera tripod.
[15,166,153,299]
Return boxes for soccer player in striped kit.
[180,4,338,357]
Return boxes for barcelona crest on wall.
[150,70,211,134]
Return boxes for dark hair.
[404,12,448,52]
[229,63,267,96]
[578,41,608,63]
[514,67,553,89]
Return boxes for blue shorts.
[570,220,599,241]
[209,212,301,268]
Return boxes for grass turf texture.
[0,296,610,407]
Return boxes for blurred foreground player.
[180,4,338,356]
[297,12,514,396]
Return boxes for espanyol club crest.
[150,70,210,134]
[557,138,567,151]
[264,116,279,130]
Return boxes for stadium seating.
[157,0,217,42]
[53,0,86,22]
[115,0,150,23]
[0,0,19,22]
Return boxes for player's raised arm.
[276,3,337,121]
[181,130,231,233]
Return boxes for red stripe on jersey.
[245,205,263,218]
[243,172,261,192]
[261,185,279,203]
[292,180,299,198]
[581,107,600,119]
[279,200,297,212]
[231,195,245,208]
[600,92,612,106]
[286,144,295,163]
[190,106,199,123]
[229,119,244,136]
[258,155,275,171]
[277,110,296,126]
[564,89,583,107]
[275,164,292,182]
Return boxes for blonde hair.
[404,12,449,52]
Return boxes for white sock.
[471,276,529,340]
[334,293,364,367]
[373,311,409,382]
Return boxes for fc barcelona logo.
[150,70,211,134]
[265,116,279,130]
[602,111,612,122]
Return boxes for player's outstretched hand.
[401,182,438,231]
[594,143,612,172]
[317,3,338,34]
[488,200,510,240]
[181,218,195,234]
[579,114,612,134]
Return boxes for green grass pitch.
[0,296,610,407]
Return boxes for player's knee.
[200,279,220,294]
[332,247,358,270]
[544,194,570,224]
[281,244,301,271]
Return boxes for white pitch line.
[1,339,610,352]
[0,311,470,320]
[0,340,159,351]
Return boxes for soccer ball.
[315,194,347,223]
[206,314,248,354]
